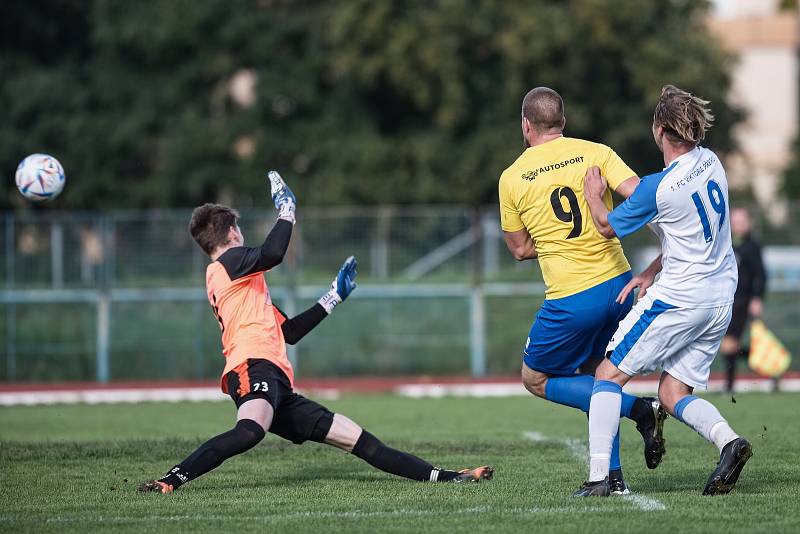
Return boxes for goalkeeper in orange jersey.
[139,171,492,493]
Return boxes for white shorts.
[605,293,732,389]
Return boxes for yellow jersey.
[499,136,634,299]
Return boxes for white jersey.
[607,146,738,308]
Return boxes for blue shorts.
[523,271,633,376]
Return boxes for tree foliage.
[0,0,741,209]
[783,136,800,199]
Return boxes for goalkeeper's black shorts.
[226,358,334,445]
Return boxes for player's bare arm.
[583,166,616,238]
[503,229,537,260]
[613,175,640,199]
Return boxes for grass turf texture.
[1,393,798,533]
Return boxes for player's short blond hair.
[653,85,714,146]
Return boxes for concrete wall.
[709,0,798,220]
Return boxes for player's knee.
[521,366,548,398]
[523,379,547,398]
[235,419,266,450]
[351,430,382,461]
[592,358,620,382]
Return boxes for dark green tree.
[783,136,800,199]
[1,0,742,210]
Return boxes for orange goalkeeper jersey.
[206,246,294,391]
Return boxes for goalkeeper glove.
[318,256,358,314]
[268,170,296,224]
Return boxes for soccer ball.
[15,153,66,201]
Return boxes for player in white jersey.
[573,85,752,497]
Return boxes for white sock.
[588,382,622,482]
[679,397,739,453]
[709,421,740,453]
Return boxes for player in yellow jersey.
[499,87,667,493]
[139,171,492,493]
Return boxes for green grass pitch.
[1,392,798,533]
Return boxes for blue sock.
[545,374,638,419]
[544,374,594,411]
[545,376,629,473]
[620,393,635,418]
[610,427,621,471]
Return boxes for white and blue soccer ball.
[15,153,66,202]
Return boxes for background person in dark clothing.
[720,208,767,392]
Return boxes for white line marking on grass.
[523,431,588,465]
[621,494,666,511]
[522,431,667,512]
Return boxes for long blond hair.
[653,85,714,146]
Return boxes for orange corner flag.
[748,320,792,378]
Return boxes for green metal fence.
[1,204,798,382]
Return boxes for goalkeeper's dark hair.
[189,203,240,256]
[653,84,714,147]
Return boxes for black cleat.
[573,478,610,497]
[608,468,629,495]
[634,397,668,469]
[703,438,752,495]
